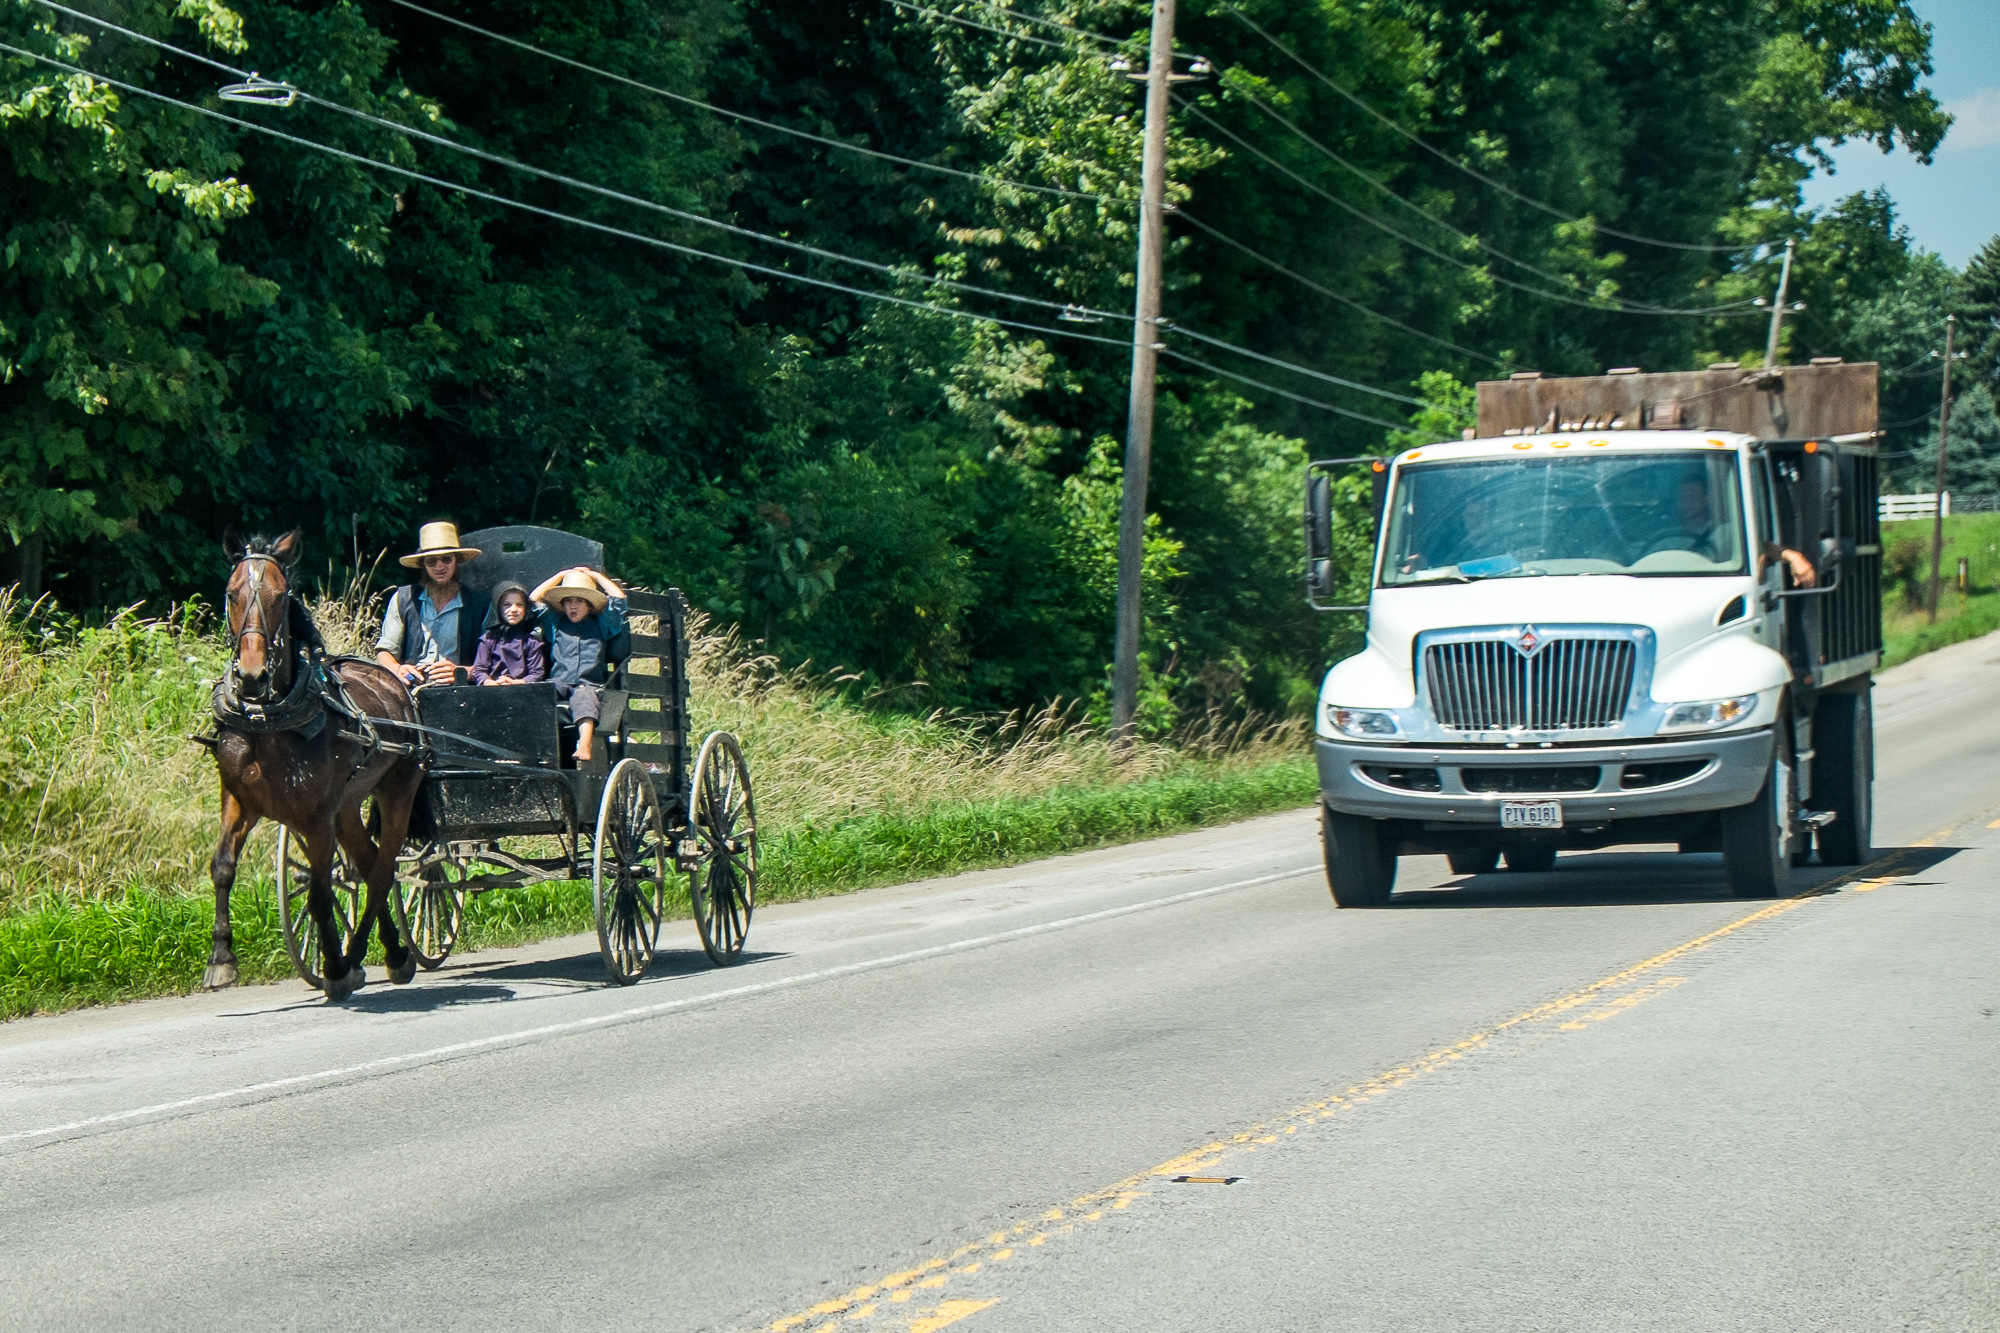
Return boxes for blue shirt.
[538,595,627,685]
[376,587,464,665]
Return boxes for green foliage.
[0,0,1973,730]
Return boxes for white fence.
[1881,493,1949,522]
[1881,493,2000,522]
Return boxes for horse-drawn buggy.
[234,525,757,991]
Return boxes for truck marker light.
[1405,451,1423,461]
[1370,459,1386,472]
[1512,441,1533,450]
[1707,438,1729,448]
[1588,438,1610,447]
[1551,440,1571,448]
[1804,440,1820,453]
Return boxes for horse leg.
[373,760,429,985]
[337,795,411,987]
[205,789,256,990]
[307,822,366,1002]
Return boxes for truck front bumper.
[1315,728,1774,825]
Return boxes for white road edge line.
[2,864,1319,1147]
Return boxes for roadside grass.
[0,760,1315,1018]
[1880,512,2000,667]
[0,585,1312,1018]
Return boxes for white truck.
[1303,362,1882,904]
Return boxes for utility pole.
[1111,0,1176,743]
[1928,314,1961,624]
[1762,238,1798,368]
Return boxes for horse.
[203,531,426,1001]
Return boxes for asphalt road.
[5,634,1999,1332]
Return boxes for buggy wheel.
[274,827,363,990]
[689,731,757,965]
[593,759,668,985]
[393,845,467,970]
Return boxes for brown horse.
[205,532,425,1000]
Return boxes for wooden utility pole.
[1928,314,1959,624]
[1763,238,1797,368]
[1111,0,1175,743]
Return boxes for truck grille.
[1424,637,1637,732]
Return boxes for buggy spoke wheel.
[392,845,467,969]
[688,731,757,966]
[593,759,667,985]
[274,827,363,990]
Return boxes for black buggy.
[271,525,757,987]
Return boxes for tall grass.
[0,578,1308,1015]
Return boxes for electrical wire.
[1219,4,1754,256]
[1177,95,1759,318]
[1174,210,1513,369]
[1226,84,1662,296]
[33,0,1134,322]
[887,0,1082,54]
[1162,322,1425,405]
[1159,347,1430,435]
[2,39,1430,428]
[372,0,1121,207]
[899,0,1204,62]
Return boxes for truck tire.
[1503,846,1557,874]
[1321,804,1396,907]
[1722,744,1795,898]
[1813,689,1873,865]
[1448,847,1501,875]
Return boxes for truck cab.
[1304,364,1882,905]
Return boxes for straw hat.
[539,569,608,612]
[399,521,484,569]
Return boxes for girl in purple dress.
[469,582,548,686]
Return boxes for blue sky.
[1799,0,1999,268]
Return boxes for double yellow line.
[764,828,1975,1333]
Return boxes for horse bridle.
[228,552,292,699]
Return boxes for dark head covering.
[486,579,532,629]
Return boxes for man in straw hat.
[528,565,627,762]
[375,521,485,686]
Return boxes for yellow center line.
[763,821,1991,1332]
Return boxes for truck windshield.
[1380,451,1747,585]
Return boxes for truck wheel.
[1321,805,1396,908]
[1448,847,1500,875]
[1813,690,1873,865]
[1504,846,1557,873]
[1722,746,1795,898]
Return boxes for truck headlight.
[1327,706,1401,739]
[1658,694,1759,733]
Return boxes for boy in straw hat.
[375,521,485,686]
[528,565,627,762]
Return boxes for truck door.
[1751,455,1785,650]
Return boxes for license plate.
[1500,800,1563,829]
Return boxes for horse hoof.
[324,964,368,1002]
[388,950,417,986]
[203,962,239,990]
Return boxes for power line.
[1219,4,1753,256]
[887,0,1083,54]
[1163,322,1425,405]
[902,0,1203,62]
[0,41,1133,346]
[1226,84,1645,296]
[1159,347,1426,435]
[1175,209,1513,369]
[374,0,1121,208]
[33,0,1132,324]
[1177,95,1759,318]
[4,39,1425,428]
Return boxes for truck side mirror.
[1305,473,1337,601]
[1305,473,1333,562]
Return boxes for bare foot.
[573,741,593,763]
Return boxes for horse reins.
[228,552,291,695]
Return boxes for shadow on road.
[1390,845,1966,909]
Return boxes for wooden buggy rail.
[617,587,693,807]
